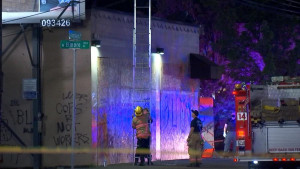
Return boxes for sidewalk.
[76,158,247,169]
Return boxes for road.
[87,158,248,169]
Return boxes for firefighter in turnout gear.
[132,106,152,166]
[187,110,204,167]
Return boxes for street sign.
[69,30,81,41]
[60,40,90,49]
[23,79,37,99]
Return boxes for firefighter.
[223,112,236,154]
[132,106,151,166]
[187,110,204,167]
[142,108,153,165]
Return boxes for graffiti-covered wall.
[1,20,92,167]
[1,25,35,167]
[91,10,213,165]
[160,91,198,160]
[42,21,92,166]
[94,57,134,165]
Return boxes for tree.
[154,0,300,147]
[154,0,300,95]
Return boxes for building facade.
[1,9,213,168]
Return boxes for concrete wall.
[1,19,92,167]
[1,25,36,167]
[91,10,211,165]
[42,20,92,166]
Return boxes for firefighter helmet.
[234,84,242,90]
[134,106,143,116]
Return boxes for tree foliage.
[154,0,300,119]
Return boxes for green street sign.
[60,40,90,49]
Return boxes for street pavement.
[85,158,248,169]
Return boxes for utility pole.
[32,24,42,169]
[0,0,3,150]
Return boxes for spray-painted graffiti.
[16,109,33,133]
[3,100,33,135]
[10,99,20,107]
[56,122,80,133]
[17,109,32,125]
[0,99,34,166]
[62,91,89,102]
[97,104,134,164]
[160,93,214,159]
[53,133,90,146]
[0,119,12,142]
[160,91,198,160]
[53,91,90,147]
[0,145,22,164]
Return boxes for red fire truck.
[233,77,300,169]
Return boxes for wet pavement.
[81,158,248,169]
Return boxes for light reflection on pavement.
[90,158,247,169]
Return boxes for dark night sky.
[87,0,155,13]
[86,0,300,20]
[86,0,194,23]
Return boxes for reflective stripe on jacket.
[132,114,151,139]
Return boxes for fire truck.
[233,77,300,169]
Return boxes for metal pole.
[71,48,77,169]
[148,0,152,164]
[0,0,3,152]
[133,0,137,165]
[32,24,41,169]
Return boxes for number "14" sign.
[237,112,247,121]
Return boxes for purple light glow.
[249,50,265,71]
[160,91,197,160]
[236,23,246,36]
[92,118,98,147]
[92,90,214,164]
[287,39,296,51]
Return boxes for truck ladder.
[132,0,152,165]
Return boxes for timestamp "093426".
[40,19,71,27]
